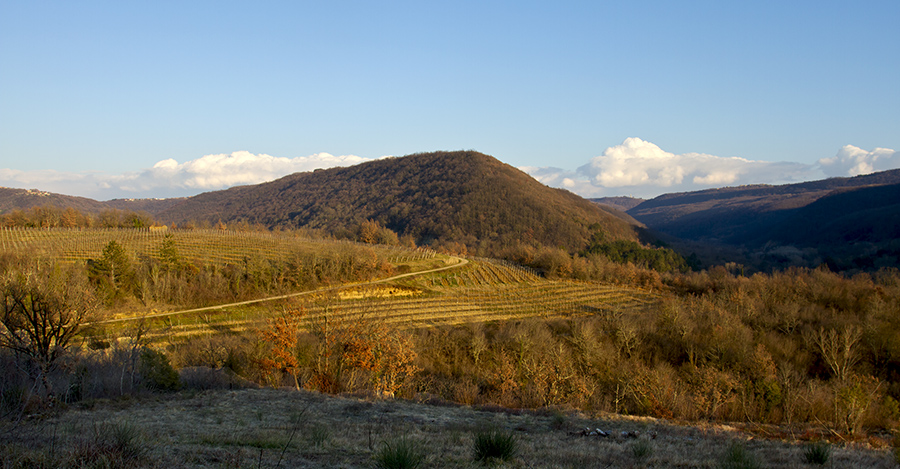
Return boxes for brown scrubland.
[1,226,900,467]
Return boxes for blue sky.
[1,1,898,199]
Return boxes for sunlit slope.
[0,227,659,343]
[0,227,432,266]
[140,259,659,343]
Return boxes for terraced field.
[0,227,661,343]
[140,259,660,343]
[0,227,434,265]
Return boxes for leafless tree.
[0,262,96,399]
[807,325,863,383]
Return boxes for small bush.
[179,366,250,390]
[631,438,653,460]
[374,437,424,469]
[719,441,760,469]
[1,385,26,415]
[139,348,181,391]
[307,423,331,448]
[473,428,517,464]
[71,421,148,467]
[550,410,567,430]
[802,441,831,465]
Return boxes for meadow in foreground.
[2,387,897,468]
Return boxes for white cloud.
[116,151,371,193]
[0,151,372,199]
[4,142,898,202]
[523,138,828,198]
[818,145,900,177]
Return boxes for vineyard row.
[0,227,435,265]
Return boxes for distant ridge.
[0,187,109,214]
[0,186,183,216]
[628,169,900,243]
[590,196,645,212]
[627,168,900,270]
[157,151,644,255]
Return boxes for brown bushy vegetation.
[254,307,420,397]
[3,227,900,461]
[0,205,156,229]
[0,238,396,415]
[407,265,900,435]
[169,264,900,438]
[6,247,899,437]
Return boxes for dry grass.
[2,388,896,468]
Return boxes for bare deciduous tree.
[0,263,96,399]
[807,325,863,382]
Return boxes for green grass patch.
[473,428,518,464]
[802,441,831,465]
[719,441,760,469]
[373,436,424,469]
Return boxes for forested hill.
[626,168,900,271]
[590,196,645,212]
[157,151,644,255]
[627,168,900,244]
[0,187,182,216]
[0,187,110,214]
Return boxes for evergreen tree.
[88,240,135,302]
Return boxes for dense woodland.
[153,151,644,256]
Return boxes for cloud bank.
[0,152,372,199]
[523,138,900,199]
[818,145,900,177]
[2,141,898,201]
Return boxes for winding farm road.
[93,256,468,325]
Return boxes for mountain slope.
[158,151,644,254]
[765,183,900,246]
[627,169,900,270]
[628,169,900,245]
[0,187,111,214]
[0,187,183,216]
[590,196,645,212]
[755,183,900,270]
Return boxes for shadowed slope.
[158,151,643,255]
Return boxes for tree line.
[1,206,156,229]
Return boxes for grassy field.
[2,386,896,468]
